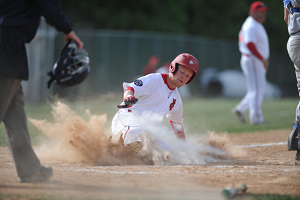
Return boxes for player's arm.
[284,7,289,24]
[246,42,269,70]
[117,87,138,108]
[34,0,83,49]
[123,87,138,105]
[170,120,186,140]
[123,87,134,99]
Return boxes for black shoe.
[295,151,300,166]
[288,121,299,151]
[19,165,53,183]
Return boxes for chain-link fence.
[23,23,295,102]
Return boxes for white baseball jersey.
[239,16,269,60]
[122,73,183,123]
[111,73,184,150]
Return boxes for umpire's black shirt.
[0,0,73,80]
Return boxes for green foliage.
[61,0,288,52]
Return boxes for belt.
[293,7,300,13]
[290,30,300,35]
[243,54,250,57]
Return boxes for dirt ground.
[0,129,300,200]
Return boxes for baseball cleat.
[232,108,246,124]
[127,141,143,153]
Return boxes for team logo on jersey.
[189,59,198,69]
[169,98,176,111]
[134,79,143,86]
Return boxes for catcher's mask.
[47,39,90,88]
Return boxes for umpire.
[0,0,83,182]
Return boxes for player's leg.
[0,78,52,181]
[249,58,266,125]
[233,55,251,123]
[242,57,264,125]
[287,34,300,164]
[0,78,20,120]
[287,34,300,122]
[123,125,175,159]
[122,126,143,153]
[293,72,300,164]
[111,110,143,153]
[111,111,126,136]
[156,138,175,155]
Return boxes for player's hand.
[65,31,84,50]
[124,95,138,106]
[262,59,269,70]
[117,95,138,108]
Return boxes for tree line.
[61,0,288,52]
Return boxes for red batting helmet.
[169,53,199,84]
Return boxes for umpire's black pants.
[0,77,41,178]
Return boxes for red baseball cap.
[250,1,269,13]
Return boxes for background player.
[111,53,198,154]
[0,0,83,182]
[142,55,160,76]
[232,1,269,125]
[284,0,300,165]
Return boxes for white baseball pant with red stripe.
[111,109,174,153]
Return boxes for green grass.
[183,97,296,134]
[0,97,297,146]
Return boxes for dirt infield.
[0,129,299,200]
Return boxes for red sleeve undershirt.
[246,42,263,61]
[125,87,134,94]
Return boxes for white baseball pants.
[236,55,266,124]
[111,109,174,153]
[287,32,300,122]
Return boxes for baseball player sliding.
[111,53,198,154]
[232,1,269,125]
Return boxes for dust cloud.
[29,101,246,166]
